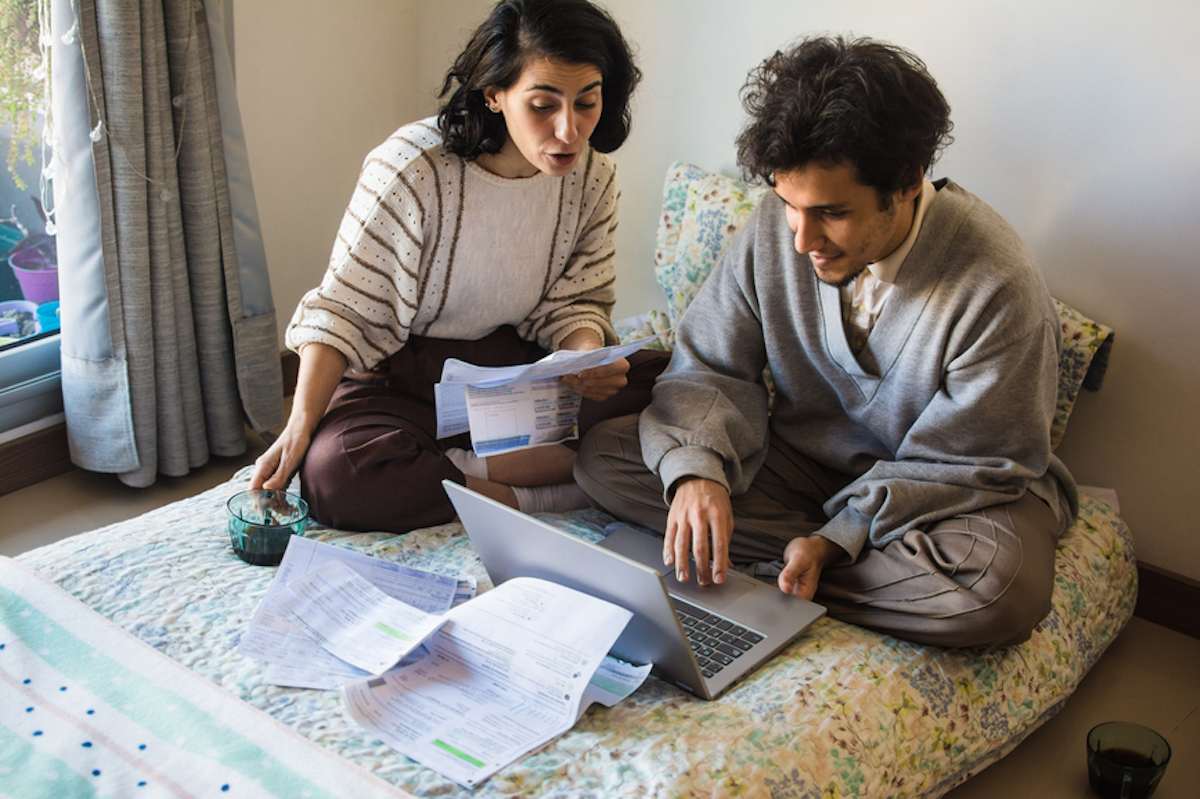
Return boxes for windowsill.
[0,410,64,446]
[0,331,62,435]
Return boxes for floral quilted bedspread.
[16,467,1135,797]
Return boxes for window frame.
[0,330,62,435]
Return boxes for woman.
[249,0,666,532]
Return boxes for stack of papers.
[347,577,651,786]
[239,537,651,787]
[434,337,653,455]
[286,562,449,675]
[238,536,473,690]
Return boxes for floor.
[0,445,1195,798]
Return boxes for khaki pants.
[575,415,1064,648]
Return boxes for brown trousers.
[300,326,669,534]
[574,414,1066,648]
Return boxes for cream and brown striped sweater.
[285,118,621,372]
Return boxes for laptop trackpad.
[599,523,671,575]
[600,523,765,611]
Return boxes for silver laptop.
[443,481,825,700]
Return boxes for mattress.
[15,466,1136,797]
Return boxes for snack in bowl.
[226,489,308,566]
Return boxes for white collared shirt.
[840,180,937,354]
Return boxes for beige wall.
[234,1,422,344]
[235,0,493,344]
[236,1,1199,580]
[415,0,497,114]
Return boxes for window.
[0,207,58,352]
[0,0,61,436]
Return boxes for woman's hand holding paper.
[562,358,630,401]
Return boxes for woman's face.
[483,57,603,178]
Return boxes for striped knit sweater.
[285,118,620,371]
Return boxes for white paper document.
[238,536,471,689]
[263,654,370,691]
[432,381,470,441]
[434,337,653,451]
[579,655,653,719]
[283,561,448,675]
[344,576,635,787]
[464,378,583,455]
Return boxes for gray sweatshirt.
[640,180,1077,561]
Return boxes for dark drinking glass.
[1086,721,1171,799]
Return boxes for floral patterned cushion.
[658,171,768,332]
[639,162,1115,449]
[1051,298,1114,448]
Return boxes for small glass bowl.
[226,489,309,566]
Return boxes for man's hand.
[664,478,733,586]
[560,358,629,402]
[777,535,843,600]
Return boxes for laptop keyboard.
[672,599,765,679]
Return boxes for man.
[574,36,1077,647]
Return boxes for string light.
[37,0,56,233]
[38,0,203,229]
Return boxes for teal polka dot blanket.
[0,555,408,798]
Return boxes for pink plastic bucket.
[10,248,59,304]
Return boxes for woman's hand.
[250,341,347,492]
[561,358,629,401]
[557,327,629,402]
[249,424,312,491]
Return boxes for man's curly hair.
[736,36,954,203]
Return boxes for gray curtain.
[51,0,282,487]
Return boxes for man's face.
[773,162,920,287]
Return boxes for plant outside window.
[0,0,57,350]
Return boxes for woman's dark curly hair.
[437,0,640,158]
[736,36,954,204]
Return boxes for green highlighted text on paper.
[433,738,485,768]
[373,621,413,641]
